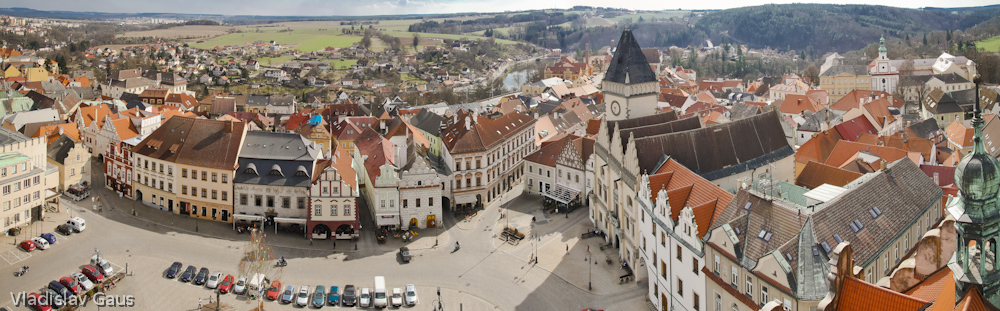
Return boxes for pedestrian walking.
[198,298,202,309]
[566,244,569,253]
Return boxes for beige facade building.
[1,128,52,236]
[818,65,871,102]
[132,117,247,222]
[46,135,90,192]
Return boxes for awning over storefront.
[273,217,307,224]
[376,214,398,227]
[233,214,264,222]
[544,183,581,204]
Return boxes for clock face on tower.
[611,101,621,116]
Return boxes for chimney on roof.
[933,172,940,185]
[879,159,887,171]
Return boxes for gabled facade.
[308,147,360,240]
[353,128,401,230]
[399,145,451,230]
[46,135,90,192]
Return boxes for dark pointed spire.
[604,30,656,85]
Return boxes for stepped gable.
[632,109,792,178]
[604,29,657,85]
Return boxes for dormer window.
[245,163,258,175]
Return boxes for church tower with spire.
[602,29,658,121]
[869,36,899,94]
[948,76,1000,308]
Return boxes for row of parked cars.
[164,261,420,309]
[268,281,419,308]
[19,217,86,252]
[24,255,114,311]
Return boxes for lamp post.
[588,250,592,291]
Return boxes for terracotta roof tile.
[651,158,734,237]
[779,94,824,114]
[834,115,878,141]
[795,130,844,165]
[796,161,863,189]
[834,275,928,311]
[824,140,911,170]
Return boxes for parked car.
[218,275,235,294]
[296,285,310,307]
[56,224,73,235]
[281,285,295,304]
[266,281,282,300]
[205,273,223,289]
[312,285,326,308]
[43,289,65,309]
[165,262,182,279]
[233,276,247,294]
[59,276,80,295]
[47,281,70,301]
[391,288,403,307]
[40,233,56,244]
[91,255,114,276]
[72,272,95,291]
[194,268,210,285]
[30,237,49,250]
[328,285,340,305]
[399,246,411,263]
[25,292,51,311]
[180,265,196,282]
[19,240,35,252]
[359,287,371,307]
[342,285,357,306]
[82,265,105,283]
[405,284,419,306]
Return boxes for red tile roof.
[779,94,824,114]
[796,161,863,189]
[824,140,911,169]
[795,130,844,165]
[834,115,877,141]
[650,157,734,238]
[834,274,929,311]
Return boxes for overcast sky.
[1,0,997,16]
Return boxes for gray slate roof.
[46,134,76,164]
[239,131,321,161]
[233,158,314,187]
[604,30,656,85]
[409,109,444,137]
[819,65,869,77]
[901,73,970,85]
[0,126,30,146]
[907,118,940,140]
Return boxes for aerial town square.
[0,0,999,310]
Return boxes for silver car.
[72,272,94,291]
[205,273,223,289]
[296,285,310,307]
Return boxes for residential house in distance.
[818,65,870,102]
[104,136,142,199]
[103,69,150,99]
[898,73,973,102]
[233,131,321,234]
[45,134,89,192]
[131,117,247,222]
[308,147,360,240]
[544,56,592,84]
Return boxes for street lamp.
[588,251,592,291]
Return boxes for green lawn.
[189,28,360,52]
[257,56,295,66]
[977,36,1000,53]
[326,59,357,70]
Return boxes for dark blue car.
[40,233,56,244]
[166,262,183,279]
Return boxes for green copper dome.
[955,139,1000,202]
[878,36,887,55]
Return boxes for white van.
[247,273,267,297]
[373,276,387,308]
[67,217,86,232]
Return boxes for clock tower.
[602,29,658,121]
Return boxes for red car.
[82,265,105,283]
[60,276,81,295]
[266,280,282,300]
[20,240,35,252]
[218,275,235,294]
[27,292,51,311]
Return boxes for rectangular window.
[168,166,172,175]
[761,287,768,305]
[222,174,228,183]
[693,293,700,311]
[677,245,683,260]
[201,171,207,181]
[211,190,218,200]
[716,292,722,311]
[255,195,262,206]
[222,191,228,201]
[32,176,39,185]
[298,197,305,209]
[201,189,207,198]
[344,205,351,216]
[333,186,339,194]
[240,194,248,205]
[693,257,699,275]
[283,197,292,208]
[677,278,684,296]
[191,169,196,178]
[168,183,172,192]
[715,255,720,274]
[746,276,753,297]
[191,187,197,196]
[267,196,274,207]
[314,206,322,216]
[403,199,408,208]
[429,197,434,206]
[416,198,421,207]
[212,173,218,182]
[732,266,738,287]
[159,164,163,173]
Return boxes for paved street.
[0,163,648,311]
